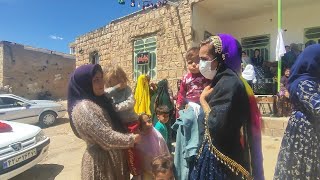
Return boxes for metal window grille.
[241,35,270,61]
[133,37,157,81]
[304,26,320,48]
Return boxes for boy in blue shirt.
[154,105,170,143]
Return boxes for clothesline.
[118,0,168,10]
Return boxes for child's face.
[285,69,290,77]
[155,170,174,180]
[187,58,200,74]
[105,74,118,87]
[106,74,127,89]
[141,114,153,133]
[157,113,169,124]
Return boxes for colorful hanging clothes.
[130,0,135,7]
[134,75,151,115]
[150,79,174,123]
[118,0,125,5]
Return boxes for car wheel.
[39,111,56,127]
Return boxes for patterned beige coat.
[72,100,135,180]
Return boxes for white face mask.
[199,59,218,80]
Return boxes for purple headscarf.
[217,33,242,74]
[67,64,125,138]
[209,34,265,179]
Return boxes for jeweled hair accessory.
[209,36,222,54]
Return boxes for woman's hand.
[200,86,213,114]
[150,82,157,91]
[200,86,214,100]
[284,90,290,98]
[134,134,141,144]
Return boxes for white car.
[0,94,66,127]
[0,120,50,179]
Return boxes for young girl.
[104,66,141,178]
[135,113,170,179]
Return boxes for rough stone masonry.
[0,41,75,99]
[72,0,204,94]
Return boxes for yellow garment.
[134,75,151,115]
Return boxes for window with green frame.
[304,26,320,47]
[241,35,270,61]
[133,37,157,81]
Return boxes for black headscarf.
[67,64,125,138]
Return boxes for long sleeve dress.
[191,68,254,180]
[71,100,135,180]
[274,80,320,180]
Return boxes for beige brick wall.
[72,1,201,94]
[2,41,75,99]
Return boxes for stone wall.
[73,0,202,93]
[0,43,3,87]
[1,41,76,100]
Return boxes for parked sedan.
[0,120,50,179]
[0,94,66,127]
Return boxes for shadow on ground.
[40,118,69,129]
[10,164,64,180]
[54,118,69,126]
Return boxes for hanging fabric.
[131,0,135,7]
[118,0,125,5]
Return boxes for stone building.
[71,0,320,93]
[0,41,75,99]
[70,0,198,93]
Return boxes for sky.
[0,0,142,53]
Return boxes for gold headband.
[209,36,222,54]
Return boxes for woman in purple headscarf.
[67,64,140,180]
[191,34,264,180]
[274,44,320,180]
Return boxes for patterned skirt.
[274,111,320,180]
[190,142,245,180]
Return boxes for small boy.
[152,154,174,180]
[154,105,170,143]
[176,47,209,117]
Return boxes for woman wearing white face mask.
[191,34,264,180]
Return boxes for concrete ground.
[11,117,282,180]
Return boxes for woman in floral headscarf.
[191,34,264,180]
[274,44,320,180]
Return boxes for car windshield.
[11,95,31,103]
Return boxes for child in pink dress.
[135,113,170,179]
